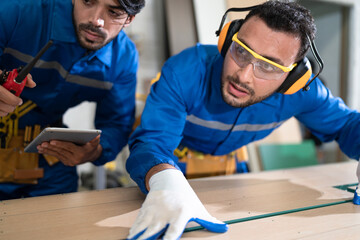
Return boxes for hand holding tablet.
[24,127,102,153]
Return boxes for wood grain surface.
[1,161,358,240]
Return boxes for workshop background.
[62,0,360,190]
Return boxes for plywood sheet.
[1,161,358,240]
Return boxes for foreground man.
[126,1,360,239]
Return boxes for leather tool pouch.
[175,148,235,179]
[175,146,249,179]
[0,134,43,184]
[0,100,61,184]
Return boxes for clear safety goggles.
[230,32,297,80]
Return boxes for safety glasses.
[230,32,297,80]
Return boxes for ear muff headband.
[215,6,324,94]
[215,6,259,57]
[301,35,324,91]
[215,6,260,37]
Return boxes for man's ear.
[123,15,135,28]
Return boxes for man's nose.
[89,9,105,28]
[236,63,254,83]
[95,18,104,27]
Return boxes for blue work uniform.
[0,0,137,199]
[127,44,360,194]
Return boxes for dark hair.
[245,0,316,61]
[118,0,145,15]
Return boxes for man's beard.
[72,10,115,51]
[76,23,111,51]
[221,75,273,108]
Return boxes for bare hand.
[0,85,22,116]
[37,135,103,166]
[0,71,36,116]
[25,73,36,88]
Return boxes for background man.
[0,0,145,200]
[126,1,360,239]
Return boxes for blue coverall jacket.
[0,0,137,198]
[127,44,360,194]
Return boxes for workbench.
[1,160,359,240]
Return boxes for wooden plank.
[182,202,360,239]
[0,161,358,240]
[1,187,144,215]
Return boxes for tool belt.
[174,145,249,179]
[0,101,60,184]
[0,131,41,184]
[0,129,61,184]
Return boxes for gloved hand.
[353,161,360,205]
[127,169,228,240]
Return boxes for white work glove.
[127,169,228,240]
[354,160,360,205]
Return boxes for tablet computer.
[24,127,102,153]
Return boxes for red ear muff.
[217,19,244,57]
[277,57,312,94]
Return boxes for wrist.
[145,163,176,191]
[88,144,103,163]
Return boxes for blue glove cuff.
[191,218,228,233]
[353,187,360,205]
